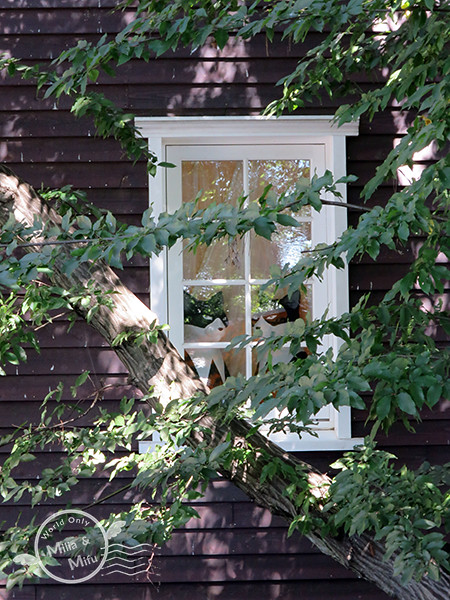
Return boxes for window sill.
[138,434,364,455]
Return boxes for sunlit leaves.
[0,0,449,590]
[0,293,39,375]
[327,443,450,583]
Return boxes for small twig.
[300,244,335,254]
[321,199,370,211]
[0,235,118,249]
[48,381,138,428]
[84,483,133,510]
[9,392,99,434]
[284,198,371,212]
[34,312,70,330]
[51,389,101,429]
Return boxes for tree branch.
[1,165,448,600]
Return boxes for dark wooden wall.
[0,1,448,599]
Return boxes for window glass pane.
[184,285,245,343]
[185,347,246,387]
[251,285,312,374]
[248,159,311,279]
[183,238,244,280]
[248,159,311,215]
[182,160,244,279]
[251,285,311,327]
[250,222,312,279]
[181,158,313,387]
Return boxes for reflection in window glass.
[183,285,245,343]
[182,161,244,280]
[251,285,311,327]
[183,284,247,385]
[251,223,312,279]
[249,159,311,279]
[248,159,311,216]
[251,285,311,374]
[180,158,313,388]
[185,347,246,387]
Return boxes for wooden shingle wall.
[0,1,448,599]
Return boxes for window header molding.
[135,115,359,140]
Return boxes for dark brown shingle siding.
[1,3,447,599]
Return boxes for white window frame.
[136,116,363,451]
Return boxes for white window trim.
[136,116,363,452]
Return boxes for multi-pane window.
[136,116,362,450]
[167,144,333,444]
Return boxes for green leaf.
[105,212,116,232]
[277,214,300,227]
[427,561,441,581]
[88,68,99,82]
[13,553,38,566]
[139,234,156,255]
[397,221,409,242]
[427,384,442,407]
[75,370,90,387]
[76,215,91,230]
[376,396,391,420]
[397,392,417,415]
[209,441,230,464]
[214,30,229,49]
[253,217,276,239]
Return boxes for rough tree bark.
[1,165,448,600]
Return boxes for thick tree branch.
[1,165,448,600]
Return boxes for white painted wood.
[147,135,168,324]
[137,116,361,451]
[136,115,359,139]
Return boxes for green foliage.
[0,294,39,375]
[0,0,449,591]
[326,443,450,583]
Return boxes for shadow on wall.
[0,9,446,600]
[2,4,439,190]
